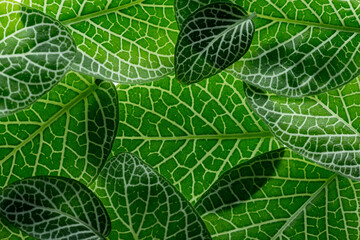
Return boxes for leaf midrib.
[271,173,337,239]
[61,0,144,26]
[2,80,98,181]
[115,131,274,140]
[257,13,360,34]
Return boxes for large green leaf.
[0,0,76,117]
[175,3,255,84]
[196,148,360,239]
[0,176,111,240]
[91,153,211,239]
[22,0,178,84]
[175,0,360,97]
[112,72,281,203]
[245,76,360,180]
[0,71,118,189]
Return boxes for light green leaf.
[91,153,211,239]
[245,76,360,179]
[0,176,111,240]
[196,148,360,239]
[22,0,179,84]
[0,0,76,117]
[112,72,281,203]
[175,0,360,97]
[0,71,118,189]
[175,3,255,84]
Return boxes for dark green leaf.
[91,153,211,239]
[175,3,255,84]
[0,0,76,117]
[0,176,111,240]
[196,148,360,239]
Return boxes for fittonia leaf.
[112,72,281,203]
[175,3,255,84]
[91,153,211,239]
[196,148,360,239]
[0,0,76,117]
[0,176,111,240]
[175,0,360,97]
[22,0,179,84]
[0,71,118,189]
[245,76,360,180]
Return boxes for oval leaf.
[91,153,211,239]
[0,71,119,189]
[175,0,360,97]
[175,3,255,84]
[0,176,111,240]
[112,72,281,203]
[245,76,360,179]
[196,148,360,239]
[0,1,76,117]
[23,0,178,84]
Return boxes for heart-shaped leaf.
[91,153,211,239]
[175,0,360,97]
[196,148,360,239]
[22,0,178,84]
[245,76,360,179]
[0,0,76,117]
[175,3,255,84]
[0,71,118,189]
[0,176,111,240]
[112,72,281,203]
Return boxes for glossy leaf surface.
[91,153,211,239]
[0,176,110,240]
[112,72,281,203]
[0,0,76,117]
[245,76,360,179]
[175,0,360,97]
[196,148,360,239]
[23,0,179,84]
[175,3,255,84]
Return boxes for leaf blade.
[91,153,211,239]
[0,0,76,117]
[175,3,255,84]
[0,176,111,240]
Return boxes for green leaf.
[90,153,211,239]
[175,0,360,97]
[22,0,179,84]
[245,76,360,180]
[0,71,118,189]
[175,3,255,84]
[196,148,360,239]
[0,176,111,240]
[0,0,76,117]
[112,72,281,203]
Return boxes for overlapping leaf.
[0,176,111,240]
[245,76,360,180]
[0,71,118,189]
[196,148,360,239]
[91,153,211,239]
[22,0,178,84]
[175,3,255,84]
[175,0,360,97]
[112,72,281,203]
[0,0,76,117]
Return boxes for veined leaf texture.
[22,0,179,84]
[176,0,360,97]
